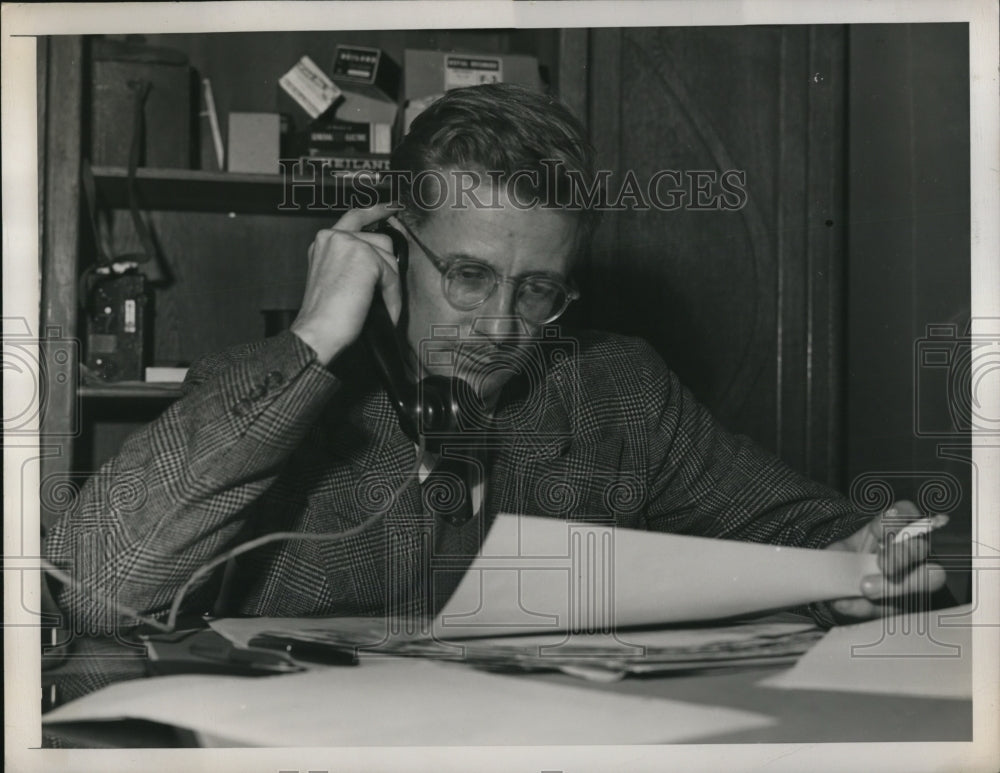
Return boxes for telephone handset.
[360,221,477,452]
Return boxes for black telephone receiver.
[360,221,477,452]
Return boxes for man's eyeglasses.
[396,219,580,325]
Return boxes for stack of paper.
[44,658,774,745]
[210,616,823,681]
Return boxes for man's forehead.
[415,198,579,272]
[415,171,526,208]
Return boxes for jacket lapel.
[322,383,423,516]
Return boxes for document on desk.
[42,657,774,745]
[209,614,824,681]
[760,604,973,700]
[207,513,866,680]
[431,513,878,638]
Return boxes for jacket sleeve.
[43,331,341,631]
[637,339,870,549]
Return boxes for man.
[44,84,943,631]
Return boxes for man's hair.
[390,83,599,240]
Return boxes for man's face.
[395,179,578,400]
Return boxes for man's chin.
[459,365,513,395]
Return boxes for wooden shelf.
[79,382,185,399]
[90,165,390,215]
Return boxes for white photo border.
[3,2,997,772]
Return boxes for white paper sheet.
[760,604,973,699]
[430,513,879,638]
[207,614,817,650]
[43,657,773,745]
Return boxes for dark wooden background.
[582,26,847,488]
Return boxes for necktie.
[421,452,481,614]
[420,453,474,528]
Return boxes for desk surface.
[41,635,971,747]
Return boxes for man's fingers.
[333,203,397,232]
[380,276,403,325]
[351,231,398,265]
[893,499,921,515]
[829,596,879,621]
[878,532,930,578]
[348,232,403,324]
[860,562,947,601]
[871,498,920,539]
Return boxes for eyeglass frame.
[394,217,581,325]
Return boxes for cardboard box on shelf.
[404,49,542,101]
[402,93,444,135]
[330,45,400,101]
[145,366,188,383]
[305,120,392,155]
[228,112,282,174]
[333,92,399,127]
[400,50,542,133]
[278,55,343,131]
[327,45,401,128]
[300,153,391,177]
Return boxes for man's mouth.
[458,344,500,366]
[416,340,532,383]
[457,340,531,368]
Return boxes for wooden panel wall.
[583,26,847,487]
[845,24,971,559]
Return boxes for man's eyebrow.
[438,251,566,280]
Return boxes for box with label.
[323,45,400,128]
[304,120,392,155]
[403,50,542,101]
[278,55,343,131]
[330,45,400,101]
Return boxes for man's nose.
[471,282,525,340]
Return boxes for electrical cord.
[41,436,428,634]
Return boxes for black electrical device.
[84,269,149,382]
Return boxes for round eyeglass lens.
[517,279,566,323]
[445,263,495,309]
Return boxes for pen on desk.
[190,641,304,673]
[247,634,359,666]
[891,513,949,544]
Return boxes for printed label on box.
[332,46,379,83]
[372,124,391,153]
[123,299,136,333]
[279,56,342,119]
[444,55,503,90]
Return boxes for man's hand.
[290,203,403,366]
[824,499,948,623]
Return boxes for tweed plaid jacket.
[45,329,869,630]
